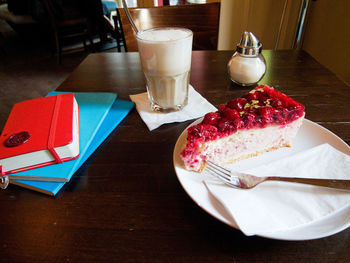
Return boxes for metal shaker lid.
[236,31,262,56]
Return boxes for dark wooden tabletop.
[1,50,350,263]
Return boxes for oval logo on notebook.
[4,131,30,147]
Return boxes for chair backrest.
[117,3,220,52]
[42,0,58,30]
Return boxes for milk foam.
[137,28,193,76]
[138,28,192,42]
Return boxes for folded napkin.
[130,85,217,130]
[204,144,350,236]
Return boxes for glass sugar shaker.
[227,31,266,86]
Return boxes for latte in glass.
[136,28,193,112]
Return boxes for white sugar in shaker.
[228,32,266,86]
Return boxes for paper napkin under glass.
[204,144,350,236]
[130,85,217,131]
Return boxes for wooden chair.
[114,3,220,52]
[42,0,95,64]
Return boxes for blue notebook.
[10,92,135,196]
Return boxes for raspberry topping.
[202,112,220,126]
[223,108,240,120]
[227,98,247,111]
[182,85,305,149]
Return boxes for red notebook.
[0,93,80,175]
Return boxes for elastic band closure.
[47,95,63,163]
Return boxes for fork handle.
[266,177,350,191]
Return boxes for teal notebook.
[10,92,135,196]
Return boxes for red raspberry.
[200,124,218,141]
[227,98,247,111]
[257,92,270,103]
[288,104,304,113]
[218,118,231,132]
[218,104,226,111]
[271,98,283,108]
[187,124,218,141]
[257,106,274,123]
[187,125,202,138]
[287,105,305,120]
[243,92,259,101]
[243,113,256,128]
[273,108,288,124]
[233,118,244,130]
[223,108,240,120]
[203,112,220,126]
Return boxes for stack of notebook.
[0,92,134,195]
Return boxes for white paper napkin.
[204,144,350,236]
[129,85,217,130]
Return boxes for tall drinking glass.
[136,28,193,112]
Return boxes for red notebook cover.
[0,93,80,175]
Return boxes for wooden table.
[1,50,350,262]
[115,0,221,8]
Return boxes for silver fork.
[205,160,350,191]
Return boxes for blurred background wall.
[217,0,350,85]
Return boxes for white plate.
[173,119,350,240]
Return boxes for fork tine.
[205,163,242,189]
[206,161,231,177]
[205,161,231,182]
[206,165,230,182]
[205,161,249,189]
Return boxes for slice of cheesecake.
[180,85,305,171]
